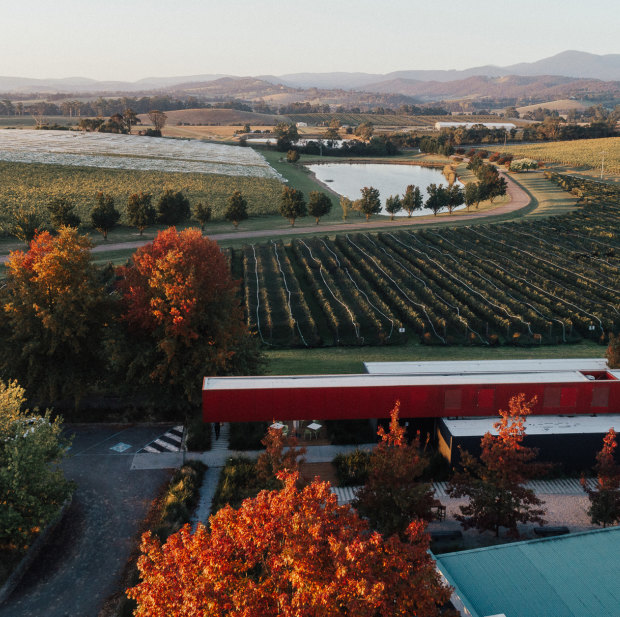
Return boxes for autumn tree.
[193,201,212,231]
[90,191,120,240]
[116,228,263,405]
[307,190,332,224]
[224,190,248,228]
[385,194,402,220]
[0,380,73,550]
[279,186,307,226]
[286,149,300,163]
[582,428,620,527]
[47,197,81,229]
[122,107,140,133]
[0,228,113,404]
[359,186,381,221]
[340,195,353,221]
[255,426,306,488]
[401,184,423,217]
[127,191,156,236]
[156,189,191,225]
[606,332,620,369]
[447,394,547,537]
[354,401,436,538]
[355,121,374,142]
[128,472,452,617]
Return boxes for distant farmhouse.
[435,121,517,131]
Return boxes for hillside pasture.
[138,107,285,127]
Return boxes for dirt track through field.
[0,171,530,263]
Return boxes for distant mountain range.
[0,51,619,99]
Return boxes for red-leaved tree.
[447,394,548,537]
[128,472,452,616]
[116,227,263,404]
[582,428,620,527]
[354,401,436,537]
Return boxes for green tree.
[425,184,449,216]
[156,189,191,225]
[117,228,264,405]
[487,176,508,202]
[354,402,436,538]
[385,194,402,220]
[193,202,212,232]
[0,380,73,550]
[401,185,423,217]
[447,394,547,538]
[127,192,156,236]
[224,190,248,228]
[340,195,353,221]
[464,182,479,210]
[307,191,332,224]
[10,208,44,243]
[359,186,381,221]
[279,187,307,227]
[286,149,300,163]
[0,228,113,404]
[91,191,120,240]
[447,184,464,214]
[47,197,81,229]
[274,122,299,151]
[581,429,620,527]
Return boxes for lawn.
[266,340,606,375]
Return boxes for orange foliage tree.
[0,227,112,403]
[354,401,436,537]
[447,394,547,537]
[128,472,452,617]
[582,428,620,527]
[116,227,263,404]
[255,425,306,488]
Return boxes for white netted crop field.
[0,129,282,179]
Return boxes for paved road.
[0,424,176,617]
[0,171,530,265]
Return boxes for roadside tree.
[464,182,479,209]
[340,195,353,221]
[116,228,263,405]
[582,428,620,527]
[279,187,307,226]
[0,228,113,404]
[425,183,449,216]
[224,190,248,228]
[359,186,381,221]
[156,189,191,225]
[385,194,402,220]
[127,192,156,236]
[193,202,212,231]
[447,394,547,537]
[47,197,81,229]
[307,190,332,224]
[402,184,423,217]
[447,184,464,214]
[0,380,73,550]
[128,472,452,617]
[354,401,436,538]
[91,191,120,240]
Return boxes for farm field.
[500,136,620,175]
[238,176,619,350]
[286,113,502,127]
[0,129,281,178]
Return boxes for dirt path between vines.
[0,172,530,263]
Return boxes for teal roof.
[435,527,620,617]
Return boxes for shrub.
[228,421,270,450]
[333,449,371,486]
[186,417,212,451]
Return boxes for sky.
[1,0,618,81]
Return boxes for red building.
[202,359,620,423]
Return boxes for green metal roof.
[435,527,620,617]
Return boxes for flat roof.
[441,414,620,437]
[435,527,620,617]
[364,359,608,375]
[203,371,597,391]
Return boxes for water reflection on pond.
[308,162,464,216]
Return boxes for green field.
[266,340,606,375]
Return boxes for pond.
[308,162,464,217]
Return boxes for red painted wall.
[203,378,620,423]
